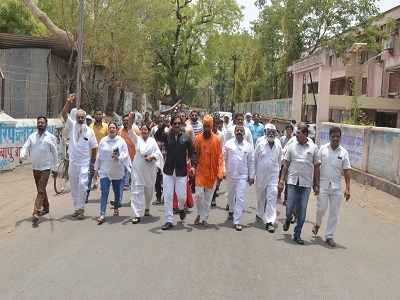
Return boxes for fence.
[236,98,292,120]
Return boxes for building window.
[362,77,368,95]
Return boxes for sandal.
[312,225,320,236]
[97,216,105,225]
[131,217,141,224]
[113,209,119,216]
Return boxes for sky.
[238,0,400,30]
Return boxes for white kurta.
[224,125,254,147]
[255,138,282,224]
[128,130,164,218]
[224,138,255,225]
[95,135,131,180]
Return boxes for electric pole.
[76,0,85,108]
[231,54,238,112]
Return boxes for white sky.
[239,0,400,30]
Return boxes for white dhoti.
[131,185,155,217]
[316,187,343,240]
[195,182,217,222]
[227,178,247,225]
[163,173,187,223]
[68,162,89,210]
[256,184,278,224]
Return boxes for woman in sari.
[128,118,164,224]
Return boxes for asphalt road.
[0,165,399,300]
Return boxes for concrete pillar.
[291,72,303,122]
[316,66,331,124]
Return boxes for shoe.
[201,221,208,227]
[293,237,304,245]
[227,212,233,221]
[38,209,49,216]
[194,215,200,225]
[97,216,105,225]
[326,238,336,248]
[144,209,150,217]
[266,223,275,233]
[32,215,39,226]
[255,215,263,223]
[211,199,216,207]
[225,204,229,211]
[161,222,173,230]
[179,209,186,221]
[77,209,85,220]
[312,225,320,236]
[71,210,80,218]
[283,220,290,231]
[131,217,141,224]
[234,224,243,231]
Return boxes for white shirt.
[65,116,98,165]
[20,131,58,171]
[255,137,282,188]
[95,135,130,180]
[224,125,254,147]
[318,143,351,190]
[224,138,255,180]
[284,140,319,188]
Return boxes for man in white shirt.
[280,125,293,149]
[224,125,255,231]
[255,124,282,233]
[224,113,253,147]
[20,116,58,226]
[313,126,351,247]
[278,123,320,245]
[61,95,98,219]
[244,112,253,128]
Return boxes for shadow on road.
[148,221,193,235]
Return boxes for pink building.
[289,5,400,128]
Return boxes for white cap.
[86,114,93,121]
[245,112,252,117]
[265,123,276,131]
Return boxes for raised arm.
[61,94,75,121]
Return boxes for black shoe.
[32,215,39,227]
[283,220,290,232]
[234,224,243,231]
[293,237,304,245]
[255,215,263,223]
[227,212,233,221]
[38,209,49,216]
[179,209,186,221]
[144,209,150,217]
[266,223,275,233]
[211,199,216,207]
[161,222,173,230]
[225,204,229,211]
[326,238,336,248]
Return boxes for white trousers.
[316,187,343,240]
[131,185,154,217]
[163,173,187,223]
[195,183,217,222]
[68,162,89,210]
[256,184,278,224]
[226,178,247,225]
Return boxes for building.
[0,33,73,118]
[289,5,400,128]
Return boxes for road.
[0,165,399,299]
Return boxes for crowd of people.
[19,94,352,247]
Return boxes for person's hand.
[313,183,320,196]
[67,93,76,103]
[344,188,351,201]
[248,178,254,186]
[278,180,285,193]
